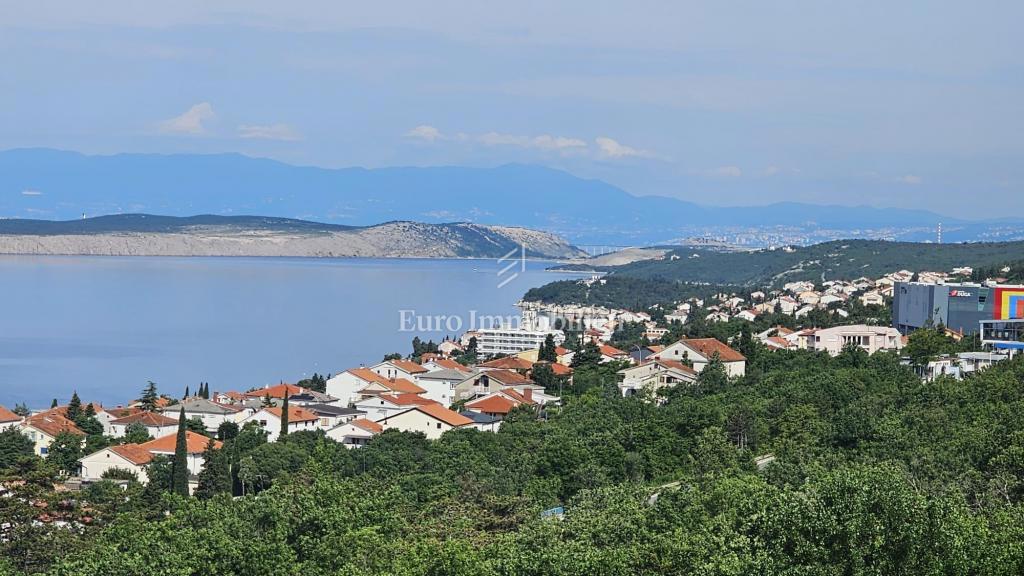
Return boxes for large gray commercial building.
[893,282,1024,350]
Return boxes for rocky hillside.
[0,215,586,260]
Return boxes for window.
[436,423,442,429]
[40,447,48,455]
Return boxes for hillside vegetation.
[7,349,1024,574]
[558,239,1024,286]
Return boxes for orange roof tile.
[481,369,532,386]
[140,431,221,454]
[377,393,437,407]
[654,359,698,375]
[429,358,472,372]
[409,404,473,427]
[599,344,627,357]
[373,377,426,395]
[533,361,572,376]
[465,395,519,415]
[244,383,305,399]
[679,338,746,363]
[479,357,534,371]
[350,418,383,433]
[111,411,178,427]
[347,368,394,385]
[23,414,84,438]
[265,406,320,423]
[0,405,21,423]
[109,444,154,466]
[387,359,428,374]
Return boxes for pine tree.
[66,391,82,422]
[195,438,230,499]
[171,407,190,496]
[279,393,290,439]
[141,381,159,412]
[50,398,58,409]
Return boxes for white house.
[371,359,429,381]
[326,418,382,448]
[140,431,223,481]
[302,404,365,429]
[413,368,474,406]
[327,368,424,406]
[241,406,321,442]
[859,291,885,307]
[354,394,438,422]
[20,413,84,457]
[807,325,904,356]
[109,411,179,439]
[160,398,244,434]
[0,405,22,432]
[653,338,747,377]
[377,404,473,440]
[617,359,698,397]
[78,444,154,484]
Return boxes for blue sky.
[1,1,1021,218]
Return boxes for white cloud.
[159,102,214,135]
[762,166,780,176]
[897,174,922,185]
[406,124,444,142]
[709,165,743,178]
[594,136,649,158]
[238,123,302,141]
[479,132,586,151]
[21,189,43,196]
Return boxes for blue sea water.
[0,256,576,407]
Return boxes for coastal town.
[3,262,1022,499]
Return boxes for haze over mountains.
[2,148,1017,246]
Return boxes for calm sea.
[0,256,577,407]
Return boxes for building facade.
[893,282,1024,338]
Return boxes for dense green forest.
[5,345,1024,574]
[554,238,1024,286]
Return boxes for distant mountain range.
[1,148,1017,245]
[0,214,586,260]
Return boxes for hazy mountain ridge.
[0,214,586,259]
[1,148,1000,245]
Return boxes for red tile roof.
[481,369,533,386]
[140,431,221,454]
[680,338,746,362]
[23,413,83,438]
[479,357,535,371]
[465,395,519,415]
[348,368,394,385]
[109,444,155,466]
[599,344,627,357]
[429,358,472,372]
[265,406,320,423]
[111,411,178,427]
[244,383,305,399]
[555,346,571,355]
[0,405,21,423]
[377,393,437,407]
[654,359,698,375]
[387,359,428,374]
[374,377,426,395]
[409,404,473,427]
[350,418,383,433]
[532,361,572,376]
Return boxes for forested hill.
[0,214,586,259]
[557,238,1024,286]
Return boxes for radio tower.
[937,222,942,244]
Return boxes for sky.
[1,1,1022,218]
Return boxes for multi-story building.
[893,282,1024,351]
[473,327,564,357]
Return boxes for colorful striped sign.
[993,288,1024,320]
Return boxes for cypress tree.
[184,385,190,399]
[50,398,58,409]
[171,406,190,496]
[279,393,290,439]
